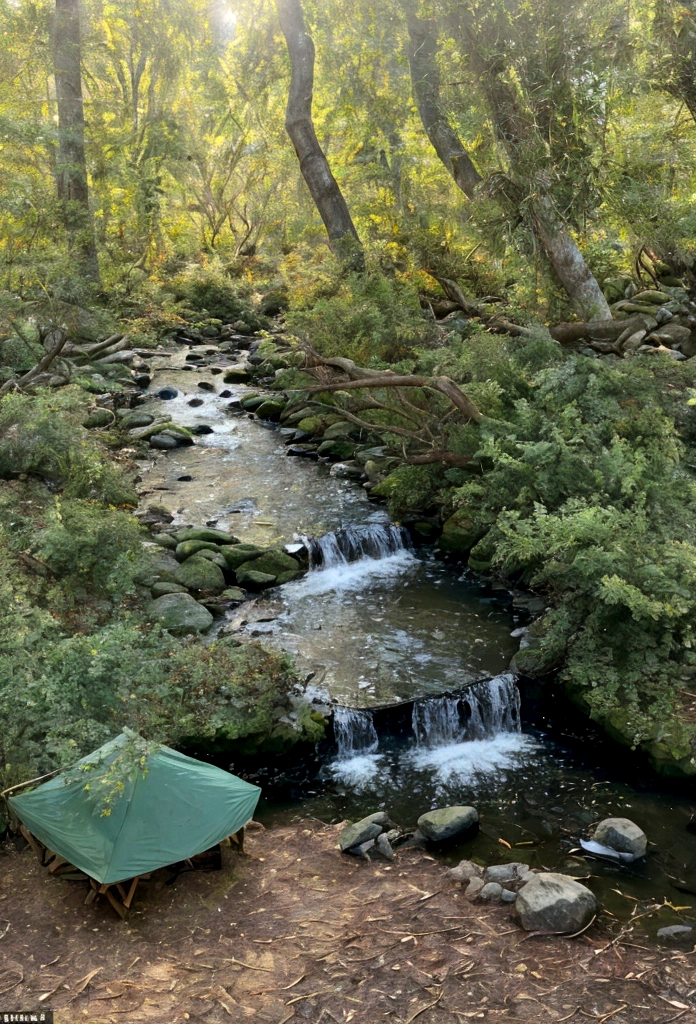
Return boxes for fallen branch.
[302,372,483,424]
[0,328,68,397]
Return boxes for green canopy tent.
[7,731,261,886]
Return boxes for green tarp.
[8,731,261,885]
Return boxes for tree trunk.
[54,0,99,283]
[402,6,482,200]
[403,6,610,322]
[275,0,363,263]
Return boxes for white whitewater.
[330,706,382,791]
[304,523,412,568]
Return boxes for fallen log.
[549,314,648,346]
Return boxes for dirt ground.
[0,819,694,1024]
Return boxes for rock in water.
[148,593,214,634]
[340,819,383,852]
[417,806,479,843]
[594,818,647,861]
[515,873,597,934]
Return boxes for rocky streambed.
[115,330,696,942]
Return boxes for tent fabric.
[8,732,261,885]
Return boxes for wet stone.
[156,387,179,400]
[594,817,647,861]
[417,806,479,843]
[187,397,205,407]
[340,819,383,852]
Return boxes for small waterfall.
[305,524,411,569]
[412,674,521,747]
[333,707,379,757]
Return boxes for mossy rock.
[120,411,154,429]
[147,592,214,634]
[438,509,486,556]
[129,419,172,440]
[467,535,496,572]
[239,549,299,577]
[297,416,326,435]
[275,569,300,585]
[174,555,226,593]
[240,394,268,411]
[236,567,276,589]
[322,421,357,440]
[317,439,356,460]
[151,582,188,597]
[153,533,178,550]
[223,366,252,383]
[135,551,181,587]
[174,527,238,544]
[369,473,400,499]
[221,543,267,570]
[197,548,227,568]
[255,400,285,421]
[284,406,317,425]
[220,586,246,602]
[175,539,223,561]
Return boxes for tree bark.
[54,0,100,283]
[276,0,363,263]
[402,6,482,200]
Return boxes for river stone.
[223,366,252,384]
[340,819,383,852]
[221,587,246,602]
[375,834,395,861]
[255,400,285,421]
[417,806,479,843]
[479,882,503,902]
[594,817,647,860]
[238,550,299,578]
[151,582,188,597]
[449,859,483,883]
[175,539,224,561]
[465,877,485,899]
[148,593,214,634]
[322,421,356,440]
[197,549,227,568]
[120,411,154,429]
[174,556,226,593]
[275,569,301,585]
[657,925,694,945]
[174,527,239,545]
[150,434,179,450]
[514,873,597,934]
[241,395,268,411]
[484,863,529,885]
[236,568,276,589]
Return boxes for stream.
[137,344,696,941]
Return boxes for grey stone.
[148,593,214,634]
[150,433,178,450]
[135,551,180,587]
[484,863,519,885]
[120,411,154,429]
[220,587,246,602]
[479,882,503,902]
[501,889,517,903]
[417,806,479,843]
[449,860,483,883]
[340,819,383,852]
[347,838,375,860]
[236,568,276,589]
[150,582,188,598]
[375,834,395,861]
[657,925,694,944]
[515,873,597,934]
[594,818,647,860]
[464,877,485,899]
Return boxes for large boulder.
[515,873,597,934]
[236,568,276,590]
[417,806,479,843]
[175,540,224,561]
[594,818,647,861]
[174,556,226,593]
[135,550,181,588]
[148,593,214,634]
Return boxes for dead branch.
[0,328,69,397]
[549,315,646,346]
[302,372,483,424]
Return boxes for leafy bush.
[35,498,144,600]
[170,261,261,326]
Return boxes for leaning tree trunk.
[54,0,99,283]
[275,0,363,264]
[403,5,611,322]
[402,6,482,200]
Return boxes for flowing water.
[139,348,696,939]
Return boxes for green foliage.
[0,389,137,505]
[445,354,696,751]
[286,269,433,363]
[170,261,261,325]
[35,498,144,601]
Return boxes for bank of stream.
[136,344,696,943]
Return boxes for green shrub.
[170,262,261,326]
[0,389,137,505]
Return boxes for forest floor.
[0,818,694,1024]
